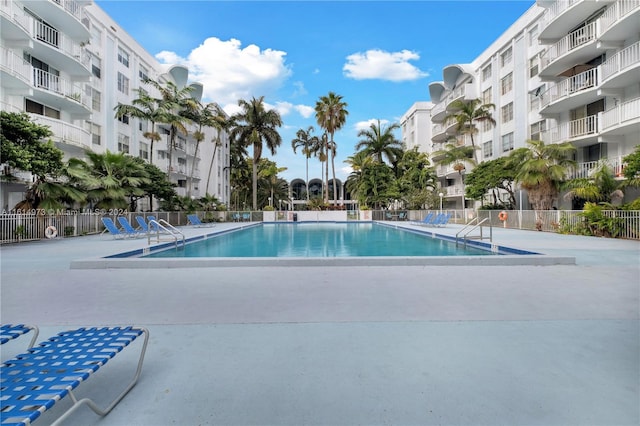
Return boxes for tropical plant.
[509,139,576,228]
[621,145,640,188]
[130,157,176,210]
[355,120,403,166]
[445,98,496,163]
[356,162,398,209]
[143,79,196,177]
[315,92,348,204]
[259,160,288,209]
[1,112,85,210]
[563,160,623,208]
[67,150,150,210]
[433,142,477,208]
[291,126,320,202]
[181,101,226,197]
[344,150,374,203]
[464,157,517,208]
[229,96,283,210]
[395,147,437,209]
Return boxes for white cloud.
[343,49,428,82]
[354,119,390,132]
[156,37,292,105]
[292,81,307,97]
[295,104,315,118]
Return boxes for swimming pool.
[145,222,495,258]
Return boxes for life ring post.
[498,211,508,228]
[45,225,58,239]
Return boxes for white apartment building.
[400,101,433,152]
[1,0,230,211]
[404,0,639,209]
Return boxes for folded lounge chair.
[187,214,215,227]
[0,326,149,426]
[0,324,39,349]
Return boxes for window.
[483,141,493,158]
[91,123,101,145]
[529,55,539,78]
[501,73,513,95]
[482,65,492,82]
[139,65,148,81]
[117,134,129,153]
[530,120,546,140]
[91,88,101,111]
[91,54,101,79]
[502,133,514,152]
[117,46,129,67]
[482,88,492,105]
[501,103,513,123]
[481,119,493,133]
[117,113,129,125]
[528,25,538,46]
[25,99,60,119]
[501,47,512,67]
[139,142,149,160]
[117,72,129,94]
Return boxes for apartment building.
[404,0,639,209]
[0,0,230,211]
[400,101,433,152]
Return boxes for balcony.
[27,18,91,76]
[29,114,91,155]
[599,0,640,42]
[21,0,90,39]
[431,101,447,123]
[445,83,477,112]
[539,21,600,78]
[0,46,32,92]
[0,0,31,40]
[571,158,624,179]
[600,41,640,90]
[540,115,600,147]
[539,67,598,114]
[431,118,457,143]
[31,68,91,116]
[600,97,640,137]
[538,0,614,41]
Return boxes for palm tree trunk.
[206,142,218,194]
[187,140,201,198]
[324,137,330,204]
[305,154,309,202]
[331,148,337,205]
[252,153,258,210]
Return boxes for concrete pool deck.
[1,222,639,425]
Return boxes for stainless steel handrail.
[456,217,492,248]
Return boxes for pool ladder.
[147,219,185,247]
[456,217,492,248]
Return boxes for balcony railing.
[32,68,89,107]
[541,21,597,68]
[601,41,640,82]
[539,0,582,29]
[0,47,31,85]
[0,0,30,32]
[601,97,640,131]
[540,115,599,143]
[600,0,640,34]
[571,158,624,179]
[540,67,598,108]
[29,114,90,149]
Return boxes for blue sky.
[96,0,534,182]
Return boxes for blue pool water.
[144,223,497,258]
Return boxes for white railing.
[30,19,89,69]
[600,0,640,34]
[32,68,90,108]
[601,41,640,82]
[540,0,583,28]
[540,115,599,143]
[571,158,624,179]
[51,0,85,22]
[431,101,447,119]
[0,0,30,31]
[601,97,640,131]
[540,67,598,108]
[0,47,32,85]
[29,114,91,149]
[541,21,596,68]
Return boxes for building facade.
[403,0,639,209]
[1,0,230,211]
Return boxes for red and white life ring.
[45,226,58,239]
[498,211,508,221]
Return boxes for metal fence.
[1,209,638,244]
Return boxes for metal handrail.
[456,217,492,248]
[147,219,185,247]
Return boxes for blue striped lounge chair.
[0,326,149,426]
[187,214,215,227]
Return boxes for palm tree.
[291,126,320,202]
[445,98,496,163]
[509,139,576,225]
[181,101,226,198]
[355,120,403,165]
[344,150,374,203]
[434,142,478,208]
[229,96,283,210]
[315,92,348,204]
[564,160,623,207]
[143,79,195,178]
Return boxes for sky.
[95,0,534,182]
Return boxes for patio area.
[1,222,639,425]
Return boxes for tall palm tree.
[143,79,195,178]
[446,98,495,163]
[113,87,162,166]
[291,126,319,202]
[509,139,576,223]
[434,142,478,208]
[355,120,403,165]
[344,150,374,203]
[181,101,226,198]
[315,92,348,204]
[229,96,283,210]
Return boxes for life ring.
[498,211,508,221]
[45,225,58,239]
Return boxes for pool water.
[144,223,497,258]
